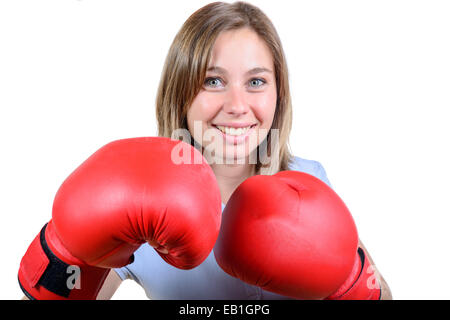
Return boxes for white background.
[1,0,449,300]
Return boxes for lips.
[212,123,257,136]
[214,125,252,136]
[211,123,257,144]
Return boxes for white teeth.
[215,125,252,136]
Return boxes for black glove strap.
[23,223,74,298]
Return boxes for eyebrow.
[206,66,273,76]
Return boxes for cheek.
[252,90,277,128]
[188,93,221,124]
[187,93,221,140]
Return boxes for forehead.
[209,27,274,69]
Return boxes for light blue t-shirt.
[114,156,331,300]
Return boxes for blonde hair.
[156,1,293,174]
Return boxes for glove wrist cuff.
[18,222,110,300]
[326,247,382,300]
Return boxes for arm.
[96,270,123,300]
[358,239,393,300]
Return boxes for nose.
[223,85,249,116]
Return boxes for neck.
[210,162,255,205]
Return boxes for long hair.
[156,1,293,174]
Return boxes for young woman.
[97,1,392,300]
[19,2,390,299]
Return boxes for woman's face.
[187,27,277,165]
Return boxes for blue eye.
[249,78,266,87]
[204,77,223,88]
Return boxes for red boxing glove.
[214,171,381,300]
[19,137,221,299]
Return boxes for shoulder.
[287,156,332,188]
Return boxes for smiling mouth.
[213,124,257,136]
